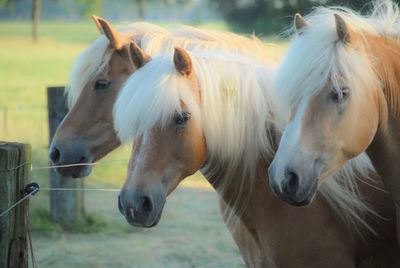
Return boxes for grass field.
[0,20,285,267]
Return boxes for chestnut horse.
[48,16,285,266]
[49,16,274,178]
[114,46,399,267]
[268,1,400,243]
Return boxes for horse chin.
[285,194,315,207]
[276,178,317,207]
[72,165,92,178]
[125,211,163,228]
[143,213,162,228]
[287,180,318,207]
[56,164,92,178]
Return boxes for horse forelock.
[66,35,112,108]
[66,22,171,109]
[274,3,393,122]
[114,50,277,218]
[67,21,277,110]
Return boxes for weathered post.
[0,142,31,268]
[47,86,85,230]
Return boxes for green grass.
[0,21,100,43]
[0,20,252,268]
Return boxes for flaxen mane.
[114,49,377,235]
[66,22,277,108]
[275,0,400,122]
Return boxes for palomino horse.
[114,46,399,267]
[49,16,274,178]
[51,15,398,266]
[268,1,400,242]
[47,16,285,265]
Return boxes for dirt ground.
[31,183,245,268]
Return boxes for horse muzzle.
[49,141,93,178]
[118,191,165,228]
[268,163,318,207]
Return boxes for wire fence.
[0,159,129,219]
[0,105,50,148]
[0,158,130,172]
[0,160,128,219]
[0,160,128,268]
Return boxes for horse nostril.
[282,169,299,195]
[140,196,153,216]
[49,147,61,164]
[79,156,86,163]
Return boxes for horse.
[113,45,400,267]
[267,0,400,243]
[52,15,399,266]
[47,16,286,266]
[49,16,275,178]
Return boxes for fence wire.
[0,159,129,172]
[0,160,128,218]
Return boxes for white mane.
[66,22,278,108]
[114,49,377,234]
[274,0,400,122]
[66,22,169,108]
[114,50,275,155]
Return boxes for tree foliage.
[74,0,102,17]
[210,0,400,34]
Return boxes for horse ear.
[294,13,308,33]
[95,16,125,50]
[334,14,351,43]
[127,42,151,68]
[173,47,192,76]
[91,15,104,34]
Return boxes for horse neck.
[200,126,282,235]
[365,35,400,202]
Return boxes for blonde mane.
[67,22,169,108]
[275,0,400,122]
[66,22,278,108]
[114,49,377,235]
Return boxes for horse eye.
[174,111,191,127]
[94,79,111,91]
[331,87,350,103]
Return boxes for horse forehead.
[304,90,331,121]
[141,127,171,150]
[131,128,179,171]
[108,52,130,76]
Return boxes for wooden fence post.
[47,87,85,230]
[0,142,31,268]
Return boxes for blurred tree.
[32,0,40,42]
[0,0,41,42]
[75,0,102,17]
[134,0,192,20]
[209,0,400,34]
[137,0,144,19]
[0,0,15,15]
